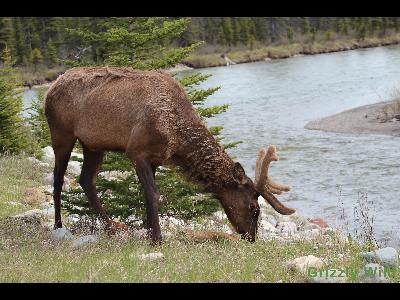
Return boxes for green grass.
[0,216,370,283]
[0,154,49,218]
[0,154,399,282]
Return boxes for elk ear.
[233,162,247,185]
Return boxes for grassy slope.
[0,154,398,283]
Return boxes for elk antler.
[255,145,295,215]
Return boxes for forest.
[1,17,399,69]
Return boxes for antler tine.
[255,145,281,192]
[255,145,295,215]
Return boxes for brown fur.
[45,67,261,244]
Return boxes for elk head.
[218,145,295,242]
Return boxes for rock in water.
[138,252,164,261]
[286,255,324,274]
[361,247,399,268]
[72,235,98,248]
[50,228,74,241]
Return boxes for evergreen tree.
[61,17,235,224]
[31,48,43,72]
[46,38,58,67]
[0,18,14,55]
[287,26,294,43]
[0,46,27,153]
[302,17,311,35]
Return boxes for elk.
[44,67,295,245]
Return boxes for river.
[23,45,400,246]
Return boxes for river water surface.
[23,45,400,246]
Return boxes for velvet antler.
[255,145,295,215]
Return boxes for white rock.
[50,227,74,241]
[71,152,83,160]
[28,157,42,164]
[43,173,71,189]
[259,220,278,233]
[213,211,227,222]
[286,255,324,274]
[42,146,55,164]
[41,206,55,219]
[262,214,277,227]
[66,214,81,224]
[276,221,297,237]
[138,252,164,261]
[292,229,321,241]
[72,235,98,248]
[67,161,81,176]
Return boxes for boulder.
[72,235,98,248]
[286,255,324,274]
[70,152,84,160]
[50,227,74,241]
[42,146,55,164]
[43,173,71,190]
[212,211,227,222]
[67,161,82,176]
[276,221,297,237]
[361,247,399,268]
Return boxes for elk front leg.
[134,158,162,245]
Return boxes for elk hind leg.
[52,136,77,229]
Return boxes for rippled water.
[23,45,400,246]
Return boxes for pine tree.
[61,17,235,224]
[302,17,311,35]
[0,18,14,55]
[31,48,43,72]
[12,17,31,65]
[0,46,27,153]
[46,38,58,67]
[287,26,294,43]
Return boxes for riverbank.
[183,34,400,68]
[305,99,400,137]
[14,34,400,89]
[2,153,398,282]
